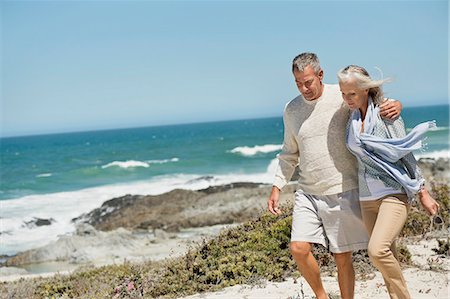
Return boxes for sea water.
[0,104,448,255]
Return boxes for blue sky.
[1,0,448,137]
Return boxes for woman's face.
[339,79,369,111]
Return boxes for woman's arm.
[384,118,440,215]
[379,99,402,119]
[417,186,440,215]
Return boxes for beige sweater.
[273,84,358,195]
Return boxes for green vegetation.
[432,239,450,256]
[1,184,448,299]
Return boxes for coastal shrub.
[141,206,378,298]
[396,242,412,264]
[432,239,450,256]
[145,211,297,298]
[430,183,449,224]
[0,262,148,299]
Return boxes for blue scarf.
[347,99,436,199]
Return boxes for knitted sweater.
[273,84,358,195]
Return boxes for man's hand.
[418,188,440,216]
[268,186,282,215]
[379,99,402,119]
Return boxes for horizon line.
[0,114,284,139]
[2,102,449,139]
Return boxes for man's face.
[293,65,324,101]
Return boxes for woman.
[337,65,439,299]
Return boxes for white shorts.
[291,189,369,253]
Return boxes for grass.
[1,184,448,299]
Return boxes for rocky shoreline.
[1,182,296,276]
[417,157,449,187]
[72,182,276,232]
[1,157,448,280]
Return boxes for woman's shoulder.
[377,115,406,138]
[381,115,405,128]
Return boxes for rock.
[75,223,98,236]
[153,229,173,240]
[72,194,143,225]
[74,189,204,232]
[418,158,450,187]
[72,184,274,233]
[6,182,298,267]
[23,217,55,228]
[186,176,215,184]
[0,255,11,265]
[5,226,141,266]
[0,266,28,276]
[198,182,263,194]
[73,182,296,234]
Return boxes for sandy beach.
[178,237,449,299]
[177,269,449,299]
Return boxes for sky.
[1,0,448,137]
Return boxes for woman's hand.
[380,99,402,119]
[418,188,440,215]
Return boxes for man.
[267,52,401,299]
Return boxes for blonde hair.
[337,65,391,105]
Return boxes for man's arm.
[268,186,282,215]
[379,99,402,119]
[268,106,299,215]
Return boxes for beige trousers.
[360,194,411,299]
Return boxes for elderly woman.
[337,65,439,299]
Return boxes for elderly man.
[268,52,401,299]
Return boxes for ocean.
[0,104,448,255]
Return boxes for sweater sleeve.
[273,104,299,190]
[384,117,425,189]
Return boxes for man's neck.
[308,83,325,101]
[317,82,325,98]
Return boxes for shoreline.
[1,182,285,281]
[0,224,238,282]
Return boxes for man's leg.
[334,251,354,299]
[320,189,368,299]
[290,241,328,299]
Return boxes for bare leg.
[334,251,354,299]
[290,241,328,299]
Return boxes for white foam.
[431,126,449,131]
[229,144,282,156]
[101,160,150,169]
[101,158,179,169]
[0,160,278,256]
[36,173,52,178]
[146,157,179,164]
[406,126,448,132]
[415,150,450,160]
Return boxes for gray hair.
[292,52,322,73]
[337,65,391,105]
